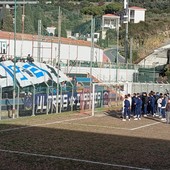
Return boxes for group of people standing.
[122,91,170,122]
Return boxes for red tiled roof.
[0,31,99,47]
[129,6,146,10]
[103,14,120,18]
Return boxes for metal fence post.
[51,80,54,113]
[31,82,35,116]
[59,84,62,113]
[70,82,74,112]
[16,84,20,118]
[45,82,49,115]
[0,86,2,120]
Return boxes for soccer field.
[0,111,170,170]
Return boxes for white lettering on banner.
[62,94,68,108]
[94,92,101,106]
[35,92,101,112]
[0,41,7,54]
[36,95,46,112]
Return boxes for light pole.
[21,0,25,57]
[124,0,129,63]
[90,16,95,86]
[37,20,42,62]
[56,6,61,114]
[90,16,95,109]
[13,0,17,118]
[116,16,120,82]
[116,17,120,65]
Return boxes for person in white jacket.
[157,95,162,118]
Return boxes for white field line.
[130,122,161,131]
[62,121,161,131]
[0,115,93,133]
[0,149,151,170]
[62,122,131,130]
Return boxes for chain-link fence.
[0,82,170,120]
[130,82,170,94]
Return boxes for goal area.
[91,82,125,116]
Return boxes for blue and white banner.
[0,60,69,88]
[0,62,13,87]
[46,64,70,82]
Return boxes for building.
[101,14,120,39]
[0,31,103,65]
[128,6,146,23]
[46,26,56,36]
[86,33,100,43]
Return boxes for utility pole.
[116,17,120,64]
[37,20,42,62]
[21,0,25,57]
[56,6,61,114]
[22,0,25,34]
[130,37,133,64]
[90,16,95,87]
[124,0,129,63]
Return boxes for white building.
[128,6,146,23]
[101,14,120,39]
[0,31,103,64]
[46,26,56,36]
[86,33,100,43]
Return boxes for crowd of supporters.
[0,54,34,63]
[122,91,170,123]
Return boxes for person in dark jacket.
[142,92,148,117]
[122,95,130,121]
[131,93,137,117]
[134,95,143,120]
[148,93,155,116]
[5,93,12,118]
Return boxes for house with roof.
[101,14,120,39]
[101,6,146,39]
[128,6,146,23]
[46,26,56,36]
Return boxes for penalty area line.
[0,149,151,170]
[130,122,160,131]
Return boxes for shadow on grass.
[104,109,123,119]
[0,121,170,170]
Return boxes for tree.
[16,5,22,33]
[105,3,123,14]
[33,6,45,33]
[80,0,91,8]
[24,16,35,34]
[24,4,35,34]
[81,6,104,16]
[105,29,117,47]
[2,7,13,32]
